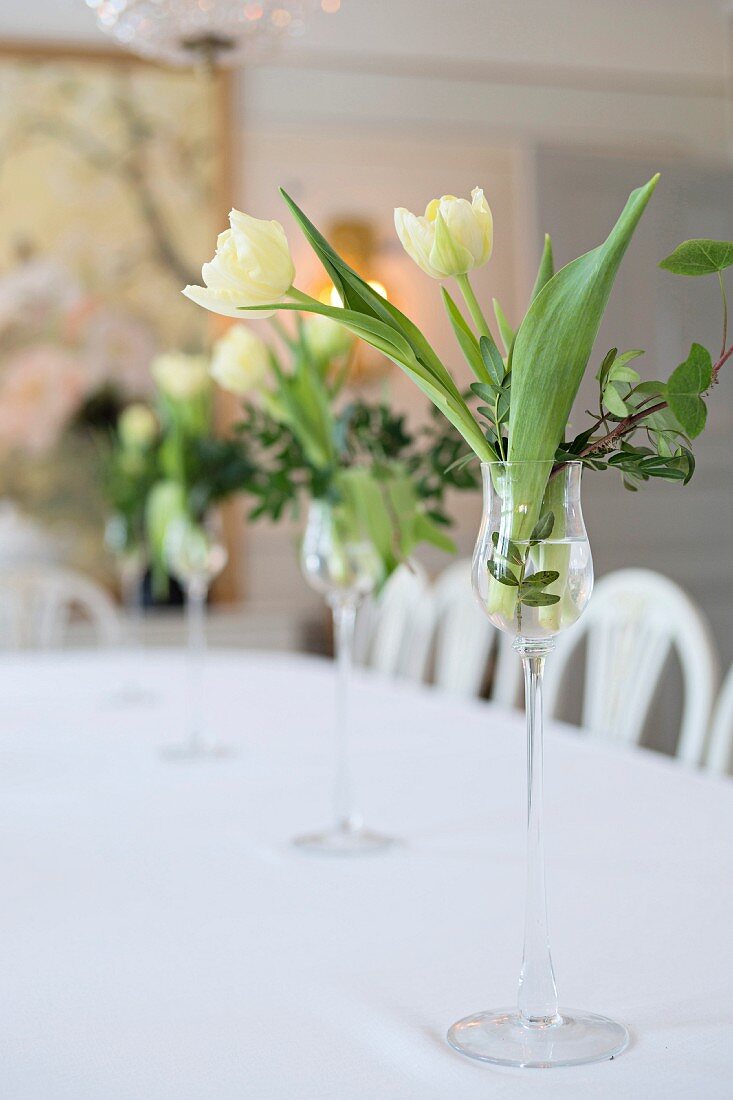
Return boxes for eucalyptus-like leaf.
[522,569,560,590]
[529,510,555,542]
[491,530,524,566]
[602,384,629,418]
[659,239,733,277]
[596,348,618,386]
[488,558,519,585]
[479,334,505,387]
[608,364,641,386]
[665,342,712,438]
[519,590,561,607]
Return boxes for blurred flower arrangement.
[207,312,479,584]
[103,351,252,599]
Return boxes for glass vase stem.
[186,578,208,753]
[331,598,361,834]
[516,638,559,1026]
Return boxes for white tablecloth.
[1,649,732,1099]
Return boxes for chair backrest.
[543,568,718,765]
[429,559,519,702]
[706,664,733,776]
[0,566,121,649]
[356,562,432,680]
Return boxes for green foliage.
[244,180,732,506]
[487,510,561,615]
[659,239,733,277]
[664,342,712,438]
[101,434,160,553]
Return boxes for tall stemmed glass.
[162,512,229,759]
[448,460,628,1068]
[295,498,394,855]
[104,514,155,707]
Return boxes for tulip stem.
[456,274,491,338]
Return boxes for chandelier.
[86,0,340,68]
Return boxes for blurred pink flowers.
[0,344,88,455]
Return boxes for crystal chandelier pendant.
[86,0,338,68]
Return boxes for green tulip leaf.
[507,174,659,535]
[492,298,515,357]
[531,233,555,302]
[441,288,491,384]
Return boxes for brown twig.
[567,343,733,465]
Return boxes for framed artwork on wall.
[0,42,236,592]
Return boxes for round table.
[1,649,732,1099]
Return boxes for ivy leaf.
[665,342,712,438]
[521,569,560,590]
[659,239,733,277]
[519,590,561,607]
[529,511,555,542]
[488,558,519,585]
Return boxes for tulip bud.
[303,313,354,362]
[151,352,211,401]
[210,324,270,397]
[118,403,157,449]
[394,188,493,279]
[183,209,295,319]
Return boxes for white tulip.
[394,188,493,279]
[151,352,211,400]
[210,324,271,396]
[303,313,354,361]
[183,209,295,319]
[118,403,157,449]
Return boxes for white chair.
[428,559,520,703]
[543,569,718,765]
[356,562,432,680]
[0,565,121,649]
[706,665,733,776]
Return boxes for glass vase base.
[292,826,396,856]
[447,1008,629,1069]
[160,743,235,761]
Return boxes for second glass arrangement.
[447,460,628,1068]
[295,498,395,855]
[162,512,229,760]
